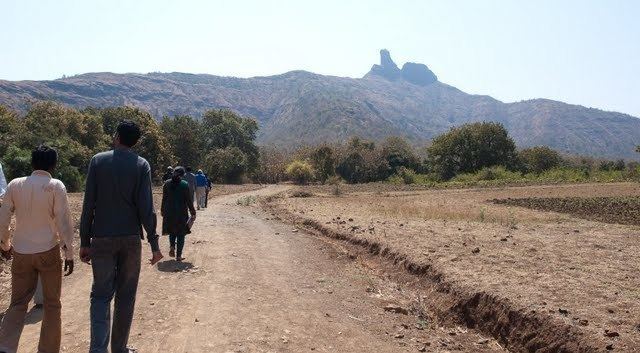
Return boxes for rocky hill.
[1,50,638,159]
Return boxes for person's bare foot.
[169,247,175,258]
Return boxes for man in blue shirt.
[195,169,208,210]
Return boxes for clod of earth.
[384,304,409,315]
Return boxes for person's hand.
[0,246,13,261]
[79,247,91,264]
[149,251,163,266]
[64,259,74,276]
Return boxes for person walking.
[195,169,208,210]
[79,120,163,353]
[184,167,197,209]
[204,175,212,208]
[161,167,196,261]
[0,145,75,353]
[162,166,173,182]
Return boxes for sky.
[1,0,639,116]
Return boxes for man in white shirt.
[0,146,75,353]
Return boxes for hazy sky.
[1,0,639,116]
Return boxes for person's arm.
[79,157,97,248]
[186,184,197,217]
[160,182,167,217]
[137,160,159,252]
[53,182,75,260]
[0,181,14,252]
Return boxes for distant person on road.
[162,166,174,182]
[195,169,208,210]
[79,120,163,353]
[184,166,197,209]
[0,145,75,353]
[205,175,212,208]
[161,166,196,261]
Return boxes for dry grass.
[273,182,640,351]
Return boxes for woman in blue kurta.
[161,166,196,261]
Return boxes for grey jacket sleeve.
[79,157,97,247]
[138,160,159,252]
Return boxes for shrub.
[204,147,248,184]
[381,136,419,173]
[310,145,336,183]
[396,166,417,184]
[519,146,562,174]
[286,160,314,185]
[427,122,518,180]
[336,144,391,183]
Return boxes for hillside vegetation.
[1,51,639,160]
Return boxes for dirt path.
[16,186,503,353]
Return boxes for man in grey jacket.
[79,120,163,353]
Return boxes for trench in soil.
[262,197,604,353]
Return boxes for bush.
[204,147,248,184]
[310,145,336,183]
[452,166,523,183]
[427,122,518,180]
[336,141,391,183]
[389,166,417,184]
[381,136,419,173]
[519,146,562,174]
[286,160,314,185]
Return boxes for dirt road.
[15,186,502,353]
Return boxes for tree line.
[1,102,638,191]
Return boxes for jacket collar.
[31,170,52,178]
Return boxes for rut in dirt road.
[15,186,503,353]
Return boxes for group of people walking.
[0,120,209,353]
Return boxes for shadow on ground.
[157,260,194,273]
[25,306,43,325]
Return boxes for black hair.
[172,166,186,183]
[186,166,192,172]
[32,145,58,171]
[116,120,142,147]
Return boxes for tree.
[0,105,22,158]
[19,102,109,190]
[251,146,289,184]
[203,147,248,184]
[310,145,336,183]
[427,122,518,180]
[636,145,640,154]
[160,115,204,168]
[286,160,314,185]
[89,106,173,182]
[201,109,259,173]
[519,146,562,174]
[381,136,419,173]
[336,148,390,183]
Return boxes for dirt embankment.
[264,183,640,352]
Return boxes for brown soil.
[1,186,505,352]
[493,196,640,226]
[268,182,640,352]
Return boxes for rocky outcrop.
[401,62,437,86]
[365,49,437,86]
[365,49,401,81]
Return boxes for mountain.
[0,50,639,159]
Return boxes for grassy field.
[268,182,640,351]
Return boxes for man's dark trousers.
[89,236,141,353]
